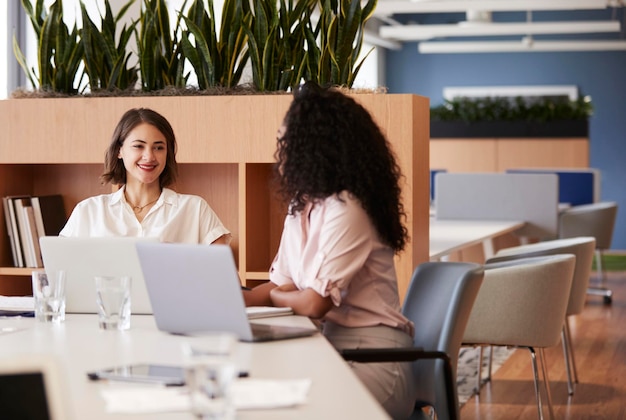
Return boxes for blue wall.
[386,46,626,249]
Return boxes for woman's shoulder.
[163,189,209,206]
[75,191,119,207]
[321,192,368,219]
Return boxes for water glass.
[182,333,239,419]
[95,276,132,331]
[31,269,66,323]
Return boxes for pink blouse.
[269,191,414,337]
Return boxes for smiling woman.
[59,107,231,245]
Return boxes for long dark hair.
[275,82,408,252]
[100,108,178,187]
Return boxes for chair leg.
[538,348,556,420]
[587,249,613,304]
[475,345,494,393]
[476,346,483,393]
[487,345,493,382]
[561,323,577,396]
[564,319,578,385]
[529,347,545,420]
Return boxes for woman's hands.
[270,286,333,319]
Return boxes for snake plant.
[79,0,138,92]
[137,0,188,91]
[13,0,84,94]
[180,0,251,89]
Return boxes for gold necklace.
[128,197,159,213]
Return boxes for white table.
[0,314,389,420]
[430,219,525,261]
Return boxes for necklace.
[128,197,159,213]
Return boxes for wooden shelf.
[0,267,32,276]
[0,94,430,299]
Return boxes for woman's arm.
[270,285,333,319]
[211,234,229,245]
[242,281,278,307]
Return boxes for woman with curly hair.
[244,82,415,418]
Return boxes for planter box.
[0,94,430,299]
[431,120,588,138]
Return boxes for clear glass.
[31,269,66,323]
[95,276,132,331]
[182,334,239,419]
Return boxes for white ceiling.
[367,0,626,52]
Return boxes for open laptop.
[39,236,158,314]
[135,242,318,342]
[0,354,74,420]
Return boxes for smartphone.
[87,364,186,386]
[87,363,249,386]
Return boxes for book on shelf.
[13,198,38,268]
[2,195,31,268]
[24,205,44,268]
[31,195,66,236]
[1,194,66,268]
[2,197,24,267]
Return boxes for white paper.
[100,378,312,413]
[0,295,34,312]
[245,306,293,319]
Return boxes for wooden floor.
[460,270,626,419]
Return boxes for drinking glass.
[31,269,66,323]
[95,276,132,330]
[182,333,239,419]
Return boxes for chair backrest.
[403,261,484,419]
[463,254,575,349]
[559,201,618,250]
[488,237,596,316]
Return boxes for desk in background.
[430,219,525,263]
[0,314,389,420]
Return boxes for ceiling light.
[381,20,621,41]
[418,39,626,53]
[374,0,610,16]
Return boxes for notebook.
[39,236,158,314]
[135,242,318,342]
[0,354,74,420]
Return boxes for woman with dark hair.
[60,108,230,244]
[244,82,415,418]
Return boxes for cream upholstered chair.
[462,254,576,420]
[341,262,484,420]
[487,237,596,396]
[558,201,618,304]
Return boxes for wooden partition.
[0,94,430,299]
[431,137,589,172]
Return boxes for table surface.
[0,314,389,420]
[429,219,525,260]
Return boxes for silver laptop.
[135,242,318,342]
[39,236,157,314]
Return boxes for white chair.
[559,202,618,304]
[462,254,576,420]
[487,237,596,395]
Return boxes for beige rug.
[456,346,517,405]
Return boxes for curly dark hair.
[100,108,179,187]
[275,82,408,252]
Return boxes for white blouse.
[60,187,231,244]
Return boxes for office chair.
[559,201,618,304]
[462,254,575,420]
[487,237,596,396]
[341,261,484,420]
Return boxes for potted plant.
[430,95,593,138]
